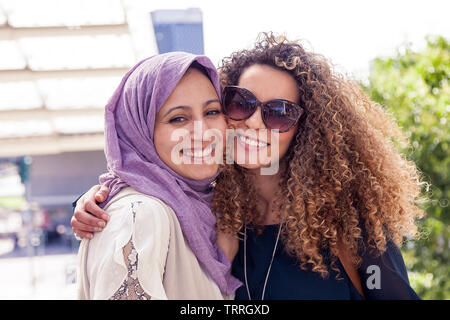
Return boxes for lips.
[237,133,269,148]
[181,142,216,159]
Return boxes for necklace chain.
[244,222,284,300]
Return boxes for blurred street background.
[0,0,448,299]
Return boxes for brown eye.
[206,109,221,116]
[169,116,187,123]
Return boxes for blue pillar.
[151,8,204,55]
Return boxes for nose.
[186,119,211,149]
[244,105,266,130]
[187,119,204,139]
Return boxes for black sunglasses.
[222,85,305,133]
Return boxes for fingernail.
[102,214,109,221]
[88,234,93,239]
[95,227,101,232]
[98,221,106,227]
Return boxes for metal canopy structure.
[0,0,156,157]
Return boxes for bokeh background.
[0,0,448,299]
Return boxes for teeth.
[203,144,213,156]
[183,143,214,158]
[238,134,268,147]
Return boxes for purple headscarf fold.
[98,52,242,296]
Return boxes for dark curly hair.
[212,32,428,278]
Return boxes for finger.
[84,200,109,221]
[72,219,103,233]
[70,216,77,229]
[75,184,101,209]
[74,230,93,240]
[95,185,110,203]
[88,184,102,194]
[83,184,101,204]
[74,209,107,228]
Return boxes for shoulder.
[98,187,175,241]
[357,238,420,299]
[86,187,174,260]
[105,187,174,220]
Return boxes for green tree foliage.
[363,35,449,299]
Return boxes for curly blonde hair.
[212,32,428,278]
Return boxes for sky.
[131,0,450,80]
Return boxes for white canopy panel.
[0,115,104,138]
[0,81,42,110]
[1,0,125,27]
[0,40,27,69]
[18,35,135,70]
[38,76,121,110]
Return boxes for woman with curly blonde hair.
[71,33,425,299]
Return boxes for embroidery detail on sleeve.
[110,201,151,300]
[131,201,142,222]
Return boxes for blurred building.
[151,8,204,54]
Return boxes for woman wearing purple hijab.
[77,52,241,300]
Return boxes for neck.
[248,169,280,202]
[247,162,286,225]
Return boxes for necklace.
[243,222,284,300]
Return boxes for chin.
[233,153,274,170]
[183,164,219,181]
[235,161,275,171]
[236,162,262,170]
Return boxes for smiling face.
[154,67,227,180]
[228,64,300,170]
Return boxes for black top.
[231,224,420,300]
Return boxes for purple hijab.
[98,52,242,296]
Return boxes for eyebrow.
[163,99,221,117]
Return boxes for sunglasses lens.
[263,101,302,132]
[223,88,255,120]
